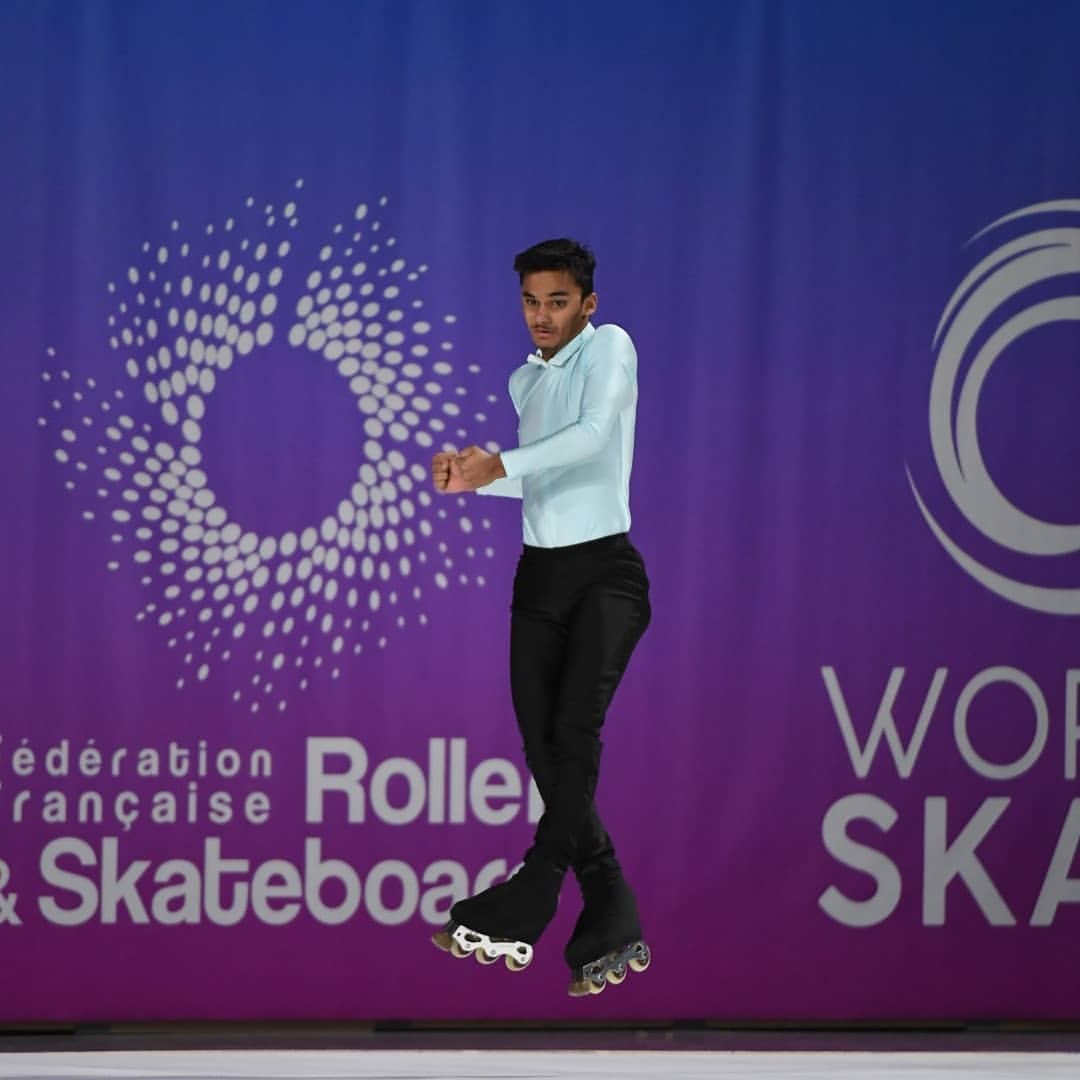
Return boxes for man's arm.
[498,326,636,481]
[441,367,526,496]
[453,447,525,497]
[477,472,523,498]
[450,328,636,491]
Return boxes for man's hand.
[455,445,506,489]
[431,451,469,494]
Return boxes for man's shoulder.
[591,323,633,346]
[507,361,538,409]
[509,362,535,388]
[585,323,636,368]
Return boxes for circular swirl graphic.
[40,182,503,709]
[908,199,1080,614]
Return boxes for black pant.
[509,533,651,874]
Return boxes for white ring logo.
[40,182,502,710]
[907,199,1080,615]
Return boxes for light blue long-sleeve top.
[479,322,638,548]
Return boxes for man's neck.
[539,320,589,362]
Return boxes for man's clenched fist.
[455,446,506,489]
[431,447,506,492]
[431,451,468,493]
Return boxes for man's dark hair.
[513,238,596,297]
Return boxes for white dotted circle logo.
[907,199,1080,614]
[40,182,506,710]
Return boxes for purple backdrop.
[1,0,1079,1022]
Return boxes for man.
[430,238,651,997]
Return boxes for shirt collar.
[525,322,595,368]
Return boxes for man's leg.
[433,549,588,955]
[538,541,651,992]
[435,539,648,970]
[510,604,615,870]
[530,545,651,872]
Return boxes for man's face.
[520,269,597,359]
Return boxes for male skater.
[430,238,651,997]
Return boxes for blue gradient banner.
[1,0,1080,1021]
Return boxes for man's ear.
[584,291,598,318]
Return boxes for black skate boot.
[565,859,650,996]
[432,856,563,972]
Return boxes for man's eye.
[554,300,567,308]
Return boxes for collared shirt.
[479,322,638,548]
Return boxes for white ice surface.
[0,1050,1077,1080]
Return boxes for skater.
[429,238,652,997]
